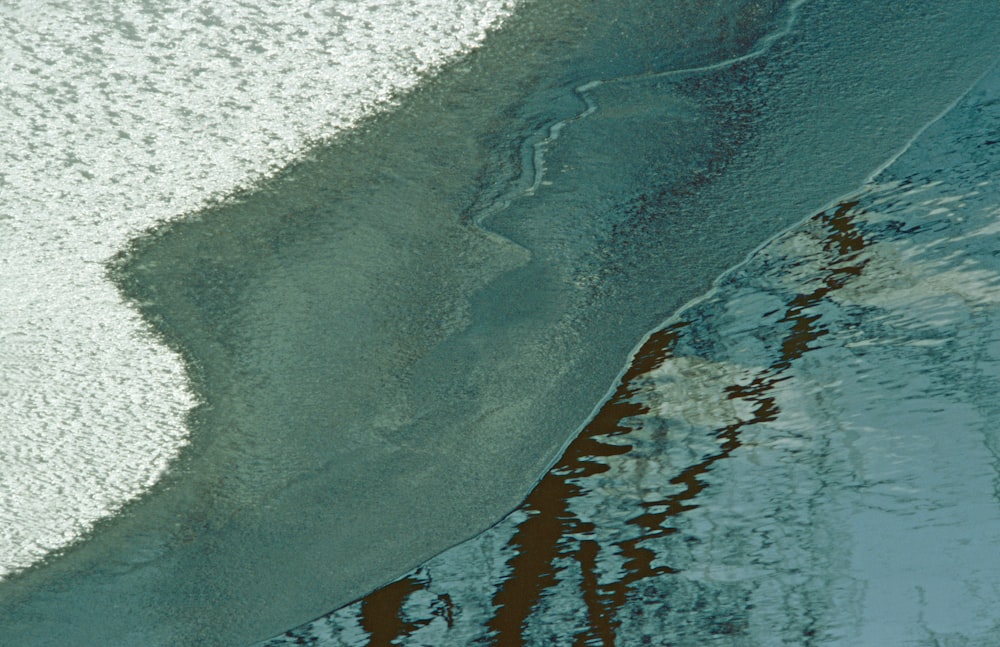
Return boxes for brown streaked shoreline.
[313,199,872,646]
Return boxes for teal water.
[265,59,1000,644]
[2,0,999,645]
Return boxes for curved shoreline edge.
[0,0,520,584]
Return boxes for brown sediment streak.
[358,574,426,646]
[823,200,864,256]
[779,200,867,366]
[574,539,609,647]
[484,201,872,645]
[486,323,688,646]
[347,203,870,646]
[594,203,872,626]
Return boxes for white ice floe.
[0,0,517,579]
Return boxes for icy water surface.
[3,0,1000,645]
[3,1,805,643]
[0,0,516,580]
[261,59,1000,647]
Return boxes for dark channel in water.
[2,0,1000,645]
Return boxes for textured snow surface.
[0,0,516,579]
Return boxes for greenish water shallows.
[2,0,999,645]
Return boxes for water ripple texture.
[261,61,1000,646]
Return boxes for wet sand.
[2,0,999,645]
